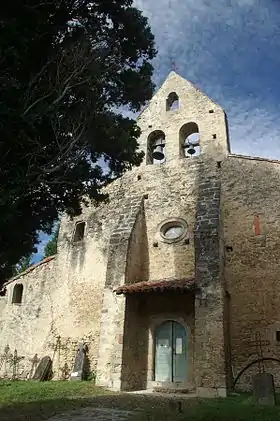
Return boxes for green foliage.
[12,256,31,276]
[0,380,108,406]
[44,225,60,258]
[0,0,157,284]
[84,370,96,382]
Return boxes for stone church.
[1,71,280,397]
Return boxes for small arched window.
[166,92,179,111]
[73,221,86,242]
[12,284,23,304]
[147,130,166,165]
[179,122,200,158]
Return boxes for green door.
[155,321,187,383]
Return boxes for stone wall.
[94,71,230,391]
[94,156,230,390]
[0,257,58,379]
[0,71,232,394]
[0,296,7,332]
[193,157,228,397]
[96,195,145,389]
[0,198,113,380]
[222,155,280,390]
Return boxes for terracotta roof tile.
[114,277,195,295]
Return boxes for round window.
[162,225,184,240]
[158,218,188,243]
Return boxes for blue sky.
[33,0,280,262]
[137,0,280,158]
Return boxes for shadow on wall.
[121,294,149,391]
[70,236,86,270]
[120,207,149,391]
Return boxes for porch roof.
[114,277,195,295]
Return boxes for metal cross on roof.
[170,59,177,72]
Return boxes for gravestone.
[252,373,276,406]
[70,343,86,381]
[32,356,52,381]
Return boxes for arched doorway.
[154,320,187,383]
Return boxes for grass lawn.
[1,380,280,421]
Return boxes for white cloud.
[135,0,280,159]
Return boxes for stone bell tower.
[136,71,230,165]
[96,71,231,397]
[136,71,231,396]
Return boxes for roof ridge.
[3,255,56,288]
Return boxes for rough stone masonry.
[1,71,280,396]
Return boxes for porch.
[114,278,196,392]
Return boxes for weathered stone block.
[70,343,85,381]
[253,373,276,406]
[196,387,218,398]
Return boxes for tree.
[0,0,156,283]
[44,225,60,258]
[12,256,32,277]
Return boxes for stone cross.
[0,345,13,377]
[0,345,11,369]
[248,333,269,374]
[60,362,70,380]
[8,349,25,380]
[49,336,68,354]
[48,335,68,377]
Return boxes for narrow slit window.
[73,222,85,242]
[12,284,23,304]
[276,331,280,342]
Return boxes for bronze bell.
[152,145,165,160]
[187,146,196,155]
[152,138,165,161]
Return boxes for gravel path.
[47,407,135,421]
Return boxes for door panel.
[173,321,187,382]
[155,321,172,382]
[155,320,187,383]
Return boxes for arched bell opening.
[166,92,179,111]
[147,130,166,165]
[179,122,200,158]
